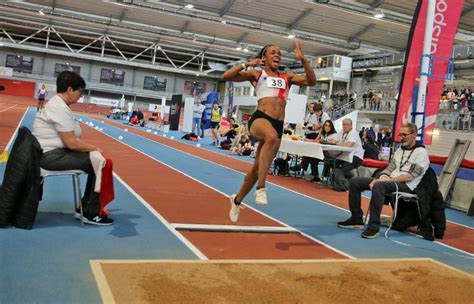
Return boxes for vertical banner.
[227,82,234,118]
[182,97,195,133]
[393,0,463,144]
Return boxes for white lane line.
[112,172,208,260]
[172,223,299,233]
[83,116,354,259]
[4,106,29,152]
[0,104,17,113]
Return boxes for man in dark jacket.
[337,123,431,239]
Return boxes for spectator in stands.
[192,98,206,137]
[32,71,113,225]
[136,109,144,126]
[210,102,222,146]
[363,133,379,160]
[371,92,381,111]
[359,126,366,139]
[328,118,364,180]
[337,123,429,239]
[349,91,357,109]
[380,131,392,148]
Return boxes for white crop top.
[255,70,289,101]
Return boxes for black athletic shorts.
[248,110,284,139]
[210,121,219,128]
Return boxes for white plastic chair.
[40,169,85,226]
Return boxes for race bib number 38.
[266,77,286,89]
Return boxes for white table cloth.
[279,139,354,162]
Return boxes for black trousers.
[336,156,363,179]
[348,177,413,231]
[300,157,321,177]
[41,148,100,214]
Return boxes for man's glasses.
[398,132,415,138]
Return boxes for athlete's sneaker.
[74,212,114,226]
[255,188,268,206]
[229,194,241,222]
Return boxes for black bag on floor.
[273,158,289,176]
[333,168,349,191]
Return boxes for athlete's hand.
[248,58,263,67]
[294,39,305,61]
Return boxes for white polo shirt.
[336,128,364,160]
[32,95,82,152]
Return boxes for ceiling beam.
[370,0,383,9]
[180,20,190,33]
[118,8,127,22]
[219,0,235,17]
[236,32,248,44]
[348,24,376,43]
[461,5,473,17]
[287,8,312,30]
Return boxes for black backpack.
[273,158,289,176]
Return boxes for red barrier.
[0,78,36,98]
[429,155,474,170]
[361,158,389,168]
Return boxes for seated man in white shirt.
[329,118,364,179]
[337,123,430,239]
[32,71,113,225]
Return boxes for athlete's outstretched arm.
[221,58,261,83]
[288,40,316,87]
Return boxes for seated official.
[327,118,364,179]
[32,71,113,225]
[337,123,429,239]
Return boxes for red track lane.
[96,116,474,254]
[181,231,345,259]
[78,123,346,259]
[0,104,27,153]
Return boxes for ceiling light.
[374,10,384,19]
[184,4,194,9]
[243,47,249,52]
[236,44,242,50]
[196,73,200,76]
[287,32,296,39]
[38,8,45,15]
[221,20,227,24]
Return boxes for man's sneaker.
[311,177,321,183]
[74,212,114,226]
[361,228,380,239]
[337,218,364,229]
[229,194,241,223]
[255,188,268,206]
